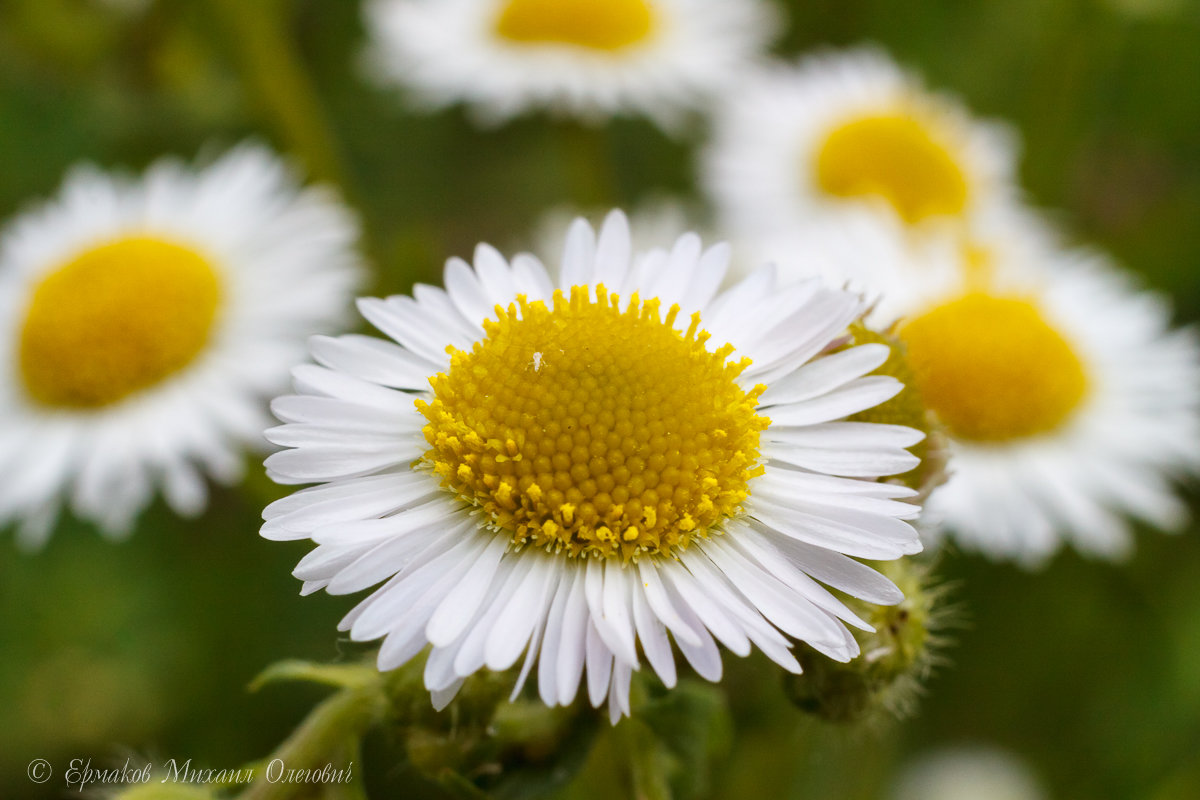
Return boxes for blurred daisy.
[0,144,361,548]
[740,208,974,321]
[765,208,1200,565]
[362,0,777,129]
[703,48,1017,238]
[891,745,1047,800]
[263,211,925,721]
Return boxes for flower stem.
[619,719,673,800]
[559,122,617,208]
[208,0,350,192]
[235,681,386,800]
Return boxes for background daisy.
[769,207,1200,565]
[362,0,778,128]
[702,47,1018,240]
[264,211,925,721]
[0,143,362,547]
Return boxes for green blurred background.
[2,0,1199,798]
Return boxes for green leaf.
[636,678,733,800]
[249,660,381,694]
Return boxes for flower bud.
[783,557,950,724]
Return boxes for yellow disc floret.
[495,0,656,52]
[815,113,969,224]
[417,285,768,561]
[899,292,1089,442]
[19,236,221,409]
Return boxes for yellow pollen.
[495,0,656,52]
[417,285,768,561]
[899,292,1089,442]
[19,236,221,409]
[815,113,969,224]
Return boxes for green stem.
[235,683,386,800]
[208,0,350,191]
[559,123,616,208]
[619,720,673,800]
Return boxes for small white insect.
[530,351,546,372]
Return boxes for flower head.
[264,211,925,721]
[703,48,1017,238]
[0,144,362,547]
[363,0,777,129]
[760,207,1200,564]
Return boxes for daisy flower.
[263,211,925,722]
[362,0,777,129]
[702,48,1017,239]
[0,144,362,547]
[763,208,1200,565]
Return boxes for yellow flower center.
[815,113,969,224]
[494,0,656,52]
[417,286,767,561]
[19,236,222,409]
[899,293,1088,442]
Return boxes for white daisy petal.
[453,554,539,676]
[510,253,556,302]
[426,534,511,646]
[485,556,559,671]
[0,143,360,543]
[631,580,677,688]
[473,243,520,306]
[765,376,903,427]
[560,217,597,291]
[444,256,499,326]
[585,621,615,708]
[536,566,577,705]
[357,297,458,366]
[679,242,731,314]
[659,560,751,657]
[309,334,438,391]
[555,567,591,706]
[670,598,724,682]
[592,210,633,290]
[759,344,890,406]
[269,395,414,430]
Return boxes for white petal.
[660,562,751,656]
[474,243,518,306]
[485,556,558,671]
[759,344,890,406]
[556,567,590,706]
[635,559,703,647]
[309,333,438,391]
[560,218,596,290]
[764,376,903,427]
[592,210,631,291]
[585,620,614,708]
[537,566,577,706]
[426,535,510,646]
[631,579,677,688]
[444,256,496,325]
